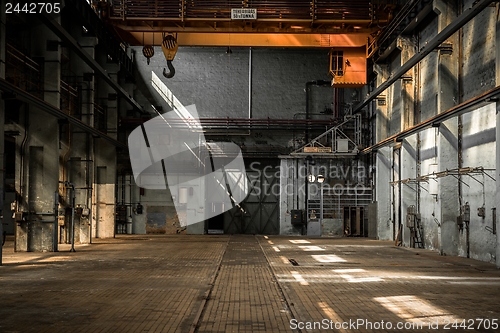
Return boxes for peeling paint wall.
[374,0,499,264]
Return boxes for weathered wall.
[374,0,498,264]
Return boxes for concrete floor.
[1,235,499,333]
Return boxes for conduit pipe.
[62,181,76,252]
[249,47,252,120]
[353,0,495,114]
[53,192,59,252]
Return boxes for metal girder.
[38,13,146,115]
[362,84,500,153]
[125,32,369,47]
[106,0,388,37]
[0,77,127,150]
[354,0,495,113]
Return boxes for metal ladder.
[412,217,424,248]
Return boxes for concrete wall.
[130,46,344,235]
[373,0,499,264]
[132,46,337,151]
[461,104,496,262]
[133,47,331,119]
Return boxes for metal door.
[223,165,279,234]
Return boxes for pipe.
[353,0,495,114]
[19,107,29,212]
[63,181,76,252]
[53,191,59,252]
[248,47,252,120]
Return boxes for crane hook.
[161,34,179,79]
[163,60,175,79]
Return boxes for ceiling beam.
[127,32,370,47]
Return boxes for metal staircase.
[290,113,362,158]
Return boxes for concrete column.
[398,36,417,247]
[401,136,417,246]
[496,101,500,268]
[373,63,392,240]
[67,35,98,244]
[93,50,118,238]
[373,64,389,143]
[436,0,459,256]
[376,147,393,240]
[0,0,6,263]
[15,21,61,252]
[495,2,500,268]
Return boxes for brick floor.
[0,235,227,333]
[259,236,500,333]
[196,235,292,333]
[1,235,500,332]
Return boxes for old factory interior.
[1,0,500,332]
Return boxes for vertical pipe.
[53,191,59,252]
[398,149,402,242]
[69,183,76,252]
[320,182,323,227]
[248,47,252,120]
[295,159,299,210]
[305,83,310,142]
[305,159,309,235]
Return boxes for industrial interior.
[1,0,500,332]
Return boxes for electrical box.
[336,139,349,153]
[291,210,303,226]
[14,212,24,222]
[136,203,143,215]
[462,203,470,223]
[406,214,415,228]
[477,207,485,218]
[406,205,417,228]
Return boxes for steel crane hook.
[161,34,179,79]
